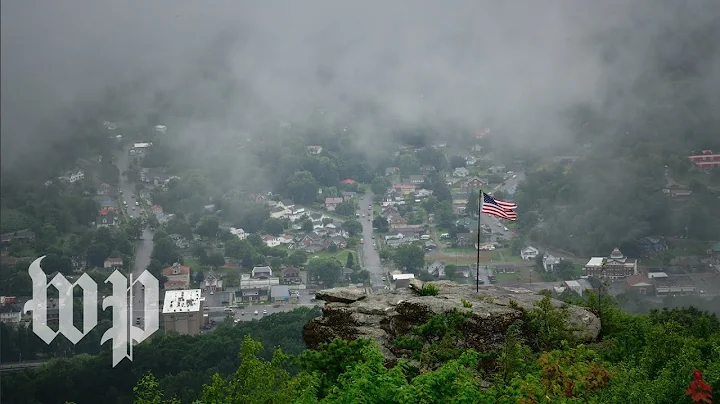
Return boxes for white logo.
[24,256,160,367]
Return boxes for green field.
[307,248,355,265]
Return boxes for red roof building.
[341,179,356,185]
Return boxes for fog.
[2,0,719,174]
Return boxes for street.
[115,146,155,340]
[359,192,386,290]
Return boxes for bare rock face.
[303,281,601,360]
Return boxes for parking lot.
[202,289,319,323]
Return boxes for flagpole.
[476,189,482,293]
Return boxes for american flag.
[481,192,517,221]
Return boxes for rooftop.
[586,257,604,267]
[162,289,204,313]
[392,273,416,281]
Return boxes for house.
[427,261,446,277]
[688,150,720,170]
[381,206,400,217]
[229,227,247,240]
[96,208,118,228]
[625,274,655,295]
[327,236,347,249]
[162,263,191,290]
[387,215,409,228]
[151,205,164,215]
[202,270,223,293]
[385,167,400,176]
[415,189,433,198]
[521,246,539,260]
[307,145,323,155]
[59,170,85,183]
[239,274,280,290]
[1,229,36,245]
[155,125,168,133]
[472,145,483,152]
[424,241,437,251]
[282,266,301,284]
[408,175,426,185]
[162,289,204,336]
[583,248,638,279]
[97,183,111,196]
[0,305,22,324]
[251,266,273,279]
[95,197,118,210]
[419,165,436,174]
[650,272,696,295]
[637,236,667,256]
[104,257,123,270]
[392,184,416,194]
[543,254,562,272]
[340,179,356,185]
[262,235,281,248]
[235,288,269,302]
[461,177,485,190]
[325,197,344,211]
[270,285,290,302]
[453,167,470,177]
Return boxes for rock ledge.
[303,281,601,360]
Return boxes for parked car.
[262,310,268,315]
[254,310,259,315]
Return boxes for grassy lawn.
[308,249,354,264]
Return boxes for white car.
[382,276,386,281]
[254,310,259,315]
[223,307,233,312]
[262,310,268,315]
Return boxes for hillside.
[3,284,718,403]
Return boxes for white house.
[0,305,21,324]
[262,235,281,248]
[251,266,273,279]
[229,227,247,240]
[59,170,85,183]
[155,125,168,133]
[521,246,539,260]
[453,167,470,177]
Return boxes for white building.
[155,125,168,134]
[59,170,85,183]
[229,227,247,240]
[162,289,205,336]
[133,142,152,149]
[521,246,539,260]
[453,167,470,177]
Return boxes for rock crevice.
[303,281,601,360]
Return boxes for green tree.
[285,250,308,267]
[370,177,391,195]
[285,171,319,204]
[262,218,285,236]
[196,216,220,238]
[342,220,362,237]
[307,257,342,287]
[346,252,354,268]
[391,244,426,274]
[300,219,314,233]
[444,264,457,280]
[334,200,356,217]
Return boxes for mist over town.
[1,1,719,403]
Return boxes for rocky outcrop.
[303,280,601,360]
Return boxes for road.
[115,146,155,339]
[359,192,386,290]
